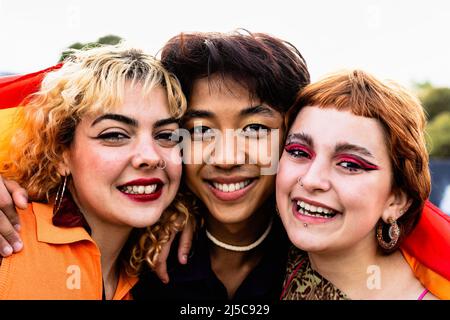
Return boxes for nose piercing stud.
[156,160,166,170]
[297,177,304,187]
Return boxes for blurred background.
[1,0,449,214]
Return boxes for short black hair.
[160,30,310,113]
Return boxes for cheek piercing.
[297,177,304,187]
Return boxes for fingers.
[1,178,27,230]
[0,177,24,255]
[178,217,194,265]
[4,179,29,210]
[153,231,177,284]
[0,213,23,256]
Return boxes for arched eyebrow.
[91,113,178,129]
[335,143,374,158]
[183,109,214,120]
[91,114,138,127]
[286,133,375,158]
[239,105,275,117]
[286,132,313,147]
[153,117,179,129]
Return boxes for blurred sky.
[0,0,449,88]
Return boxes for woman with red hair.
[277,70,449,299]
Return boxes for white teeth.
[212,180,251,193]
[144,185,157,194]
[296,200,335,217]
[121,184,158,195]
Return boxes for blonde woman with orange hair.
[277,70,449,299]
[0,44,190,299]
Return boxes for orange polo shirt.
[0,202,138,300]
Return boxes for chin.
[288,233,332,253]
[210,205,255,224]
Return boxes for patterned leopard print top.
[281,246,349,300]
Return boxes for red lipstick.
[118,178,164,202]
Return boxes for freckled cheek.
[336,177,390,215]
[69,147,128,185]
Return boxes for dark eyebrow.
[154,117,179,129]
[183,109,215,120]
[91,113,138,127]
[286,132,313,147]
[239,105,275,117]
[335,143,374,158]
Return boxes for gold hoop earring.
[376,217,400,251]
[53,175,68,216]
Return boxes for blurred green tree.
[427,111,450,158]
[415,82,450,121]
[59,35,122,62]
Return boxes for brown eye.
[97,132,129,142]
[241,124,270,138]
[188,126,215,141]
[155,131,181,147]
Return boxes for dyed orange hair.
[286,70,431,249]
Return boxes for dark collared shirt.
[132,217,289,301]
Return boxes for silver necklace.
[205,217,274,252]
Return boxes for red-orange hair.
[286,70,431,247]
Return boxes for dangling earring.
[53,175,68,216]
[376,217,400,250]
[52,175,91,232]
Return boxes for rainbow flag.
[0,64,63,146]
[0,63,449,296]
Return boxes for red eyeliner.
[338,155,379,170]
[285,143,315,157]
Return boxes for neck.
[90,217,132,300]
[205,205,273,250]
[307,232,410,299]
[71,196,132,299]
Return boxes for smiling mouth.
[295,200,338,219]
[209,179,253,193]
[117,184,162,195]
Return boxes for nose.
[300,157,331,193]
[131,138,165,170]
[207,129,245,169]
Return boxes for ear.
[56,149,71,177]
[381,188,412,222]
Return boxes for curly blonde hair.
[0,44,192,274]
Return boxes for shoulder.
[287,245,307,263]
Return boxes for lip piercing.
[303,223,308,228]
[297,177,304,187]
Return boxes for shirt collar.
[32,202,95,245]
